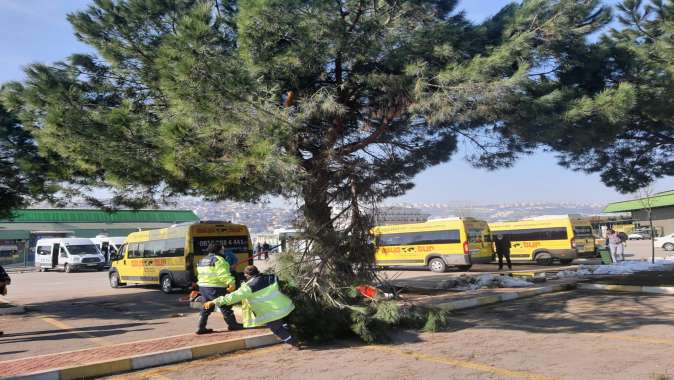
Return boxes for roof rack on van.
[169,221,198,228]
[524,214,578,220]
[426,217,463,221]
[199,220,232,224]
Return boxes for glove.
[227,284,236,293]
[203,301,215,310]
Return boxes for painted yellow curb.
[7,332,279,380]
[578,283,674,294]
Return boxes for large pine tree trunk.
[300,164,357,283]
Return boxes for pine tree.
[1,0,609,293]
[488,0,673,192]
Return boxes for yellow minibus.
[372,218,493,272]
[489,216,595,265]
[109,222,252,293]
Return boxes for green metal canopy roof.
[603,190,674,213]
[1,209,199,223]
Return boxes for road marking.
[38,316,110,347]
[365,345,555,380]
[585,333,674,348]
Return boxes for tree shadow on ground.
[450,290,674,335]
[20,291,197,322]
[0,326,157,344]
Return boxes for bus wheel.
[664,243,674,251]
[109,272,125,288]
[160,274,173,294]
[428,258,447,273]
[535,253,553,266]
[456,265,472,272]
[64,264,73,273]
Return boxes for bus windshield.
[66,244,99,255]
[573,226,593,237]
[193,236,249,255]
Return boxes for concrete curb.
[577,283,674,295]
[433,283,576,311]
[6,332,279,380]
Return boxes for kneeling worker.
[196,243,244,334]
[203,265,299,348]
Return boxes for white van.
[90,236,127,266]
[35,238,106,273]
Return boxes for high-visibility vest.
[196,254,235,288]
[216,279,294,328]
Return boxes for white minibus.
[35,238,106,272]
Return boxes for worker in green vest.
[196,243,243,334]
[203,265,299,348]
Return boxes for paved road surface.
[108,290,674,380]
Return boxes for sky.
[0,0,672,206]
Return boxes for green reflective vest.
[196,254,235,288]
[215,278,294,328]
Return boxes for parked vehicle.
[35,238,105,272]
[371,217,493,273]
[90,236,126,267]
[109,222,253,293]
[654,234,674,251]
[628,232,647,240]
[489,215,595,265]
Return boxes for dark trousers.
[198,286,240,330]
[497,251,512,270]
[266,318,296,345]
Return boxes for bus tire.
[109,272,125,288]
[456,265,472,272]
[559,259,574,265]
[160,274,173,294]
[664,243,674,251]
[64,264,73,273]
[534,252,553,266]
[428,258,447,273]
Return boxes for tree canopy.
[2,0,672,281]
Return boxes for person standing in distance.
[195,243,244,334]
[606,229,624,263]
[0,264,11,336]
[494,234,512,271]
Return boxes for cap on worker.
[244,265,259,277]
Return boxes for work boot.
[195,328,214,335]
[226,322,244,331]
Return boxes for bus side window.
[60,246,68,257]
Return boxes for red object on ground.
[356,285,378,299]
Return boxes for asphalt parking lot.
[1,240,668,364]
[0,270,200,360]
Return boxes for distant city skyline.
[1,0,672,207]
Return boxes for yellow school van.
[488,216,596,265]
[372,218,493,272]
[109,222,252,293]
